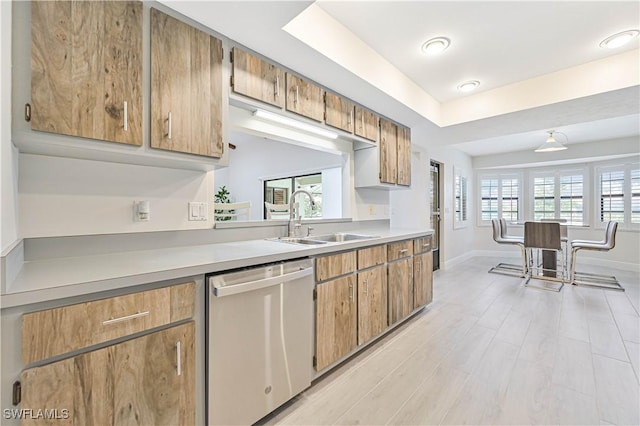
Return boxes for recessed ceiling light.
[599,30,639,49]
[457,80,480,92]
[421,37,450,55]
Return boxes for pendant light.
[535,130,568,153]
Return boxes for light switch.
[188,202,208,221]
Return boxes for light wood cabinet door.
[358,266,387,345]
[285,73,324,122]
[387,240,413,262]
[151,9,223,158]
[397,126,411,186]
[354,106,378,142]
[413,236,433,254]
[231,47,285,108]
[379,118,398,184]
[324,92,354,132]
[21,322,195,426]
[315,276,357,371]
[31,1,142,146]
[388,258,413,326]
[315,251,357,282]
[414,251,433,308]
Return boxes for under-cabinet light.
[253,109,339,139]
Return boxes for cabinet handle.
[274,76,279,98]
[167,112,172,139]
[102,311,149,326]
[364,280,368,295]
[295,86,299,104]
[123,101,128,131]
[399,249,408,254]
[176,340,182,376]
[349,282,354,300]
[361,113,364,131]
[348,110,353,126]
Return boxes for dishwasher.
[207,258,314,425]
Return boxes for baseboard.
[443,250,477,269]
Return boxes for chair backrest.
[540,218,567,239]
[604,220,618,250]
[524,221,561,250]
[491,219,501,243]
[264,202,291,220]
[213,201,251,221]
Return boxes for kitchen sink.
[267,237,328,245]
[307,233,378,242]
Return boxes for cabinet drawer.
[414,236,433,254]
[315,251,357,282]
[357,245,386,270]
[387,241,413,262]
[22,282,195,364]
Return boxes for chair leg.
[571,247,624,291]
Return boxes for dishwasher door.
[207,258,314,425]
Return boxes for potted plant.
[214,186,234,221]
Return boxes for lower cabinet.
[388,258,413,325]
[357,265,387,345]
[20,321,195,426]
[315,275,357,371]
[314,237,432,372]
[414,251,433,308]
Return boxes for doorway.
[430,160,443,270]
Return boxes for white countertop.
[1,227,433,308]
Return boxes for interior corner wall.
[429,144,475,268]
[390,145,430,228]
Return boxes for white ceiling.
[161,1,640,159]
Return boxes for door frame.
[430,160,444,271]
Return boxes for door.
[430,160,442,270]
[324,92,354,133]
[231,47,285,108]
[388,258,413,325]
[21,322,195,426]
[379,118,398,185]
[357,266,387,345]
[397,126,411,186]
[31,1,143,145]
[285,73,324,122]
[354,106,378,142]
[315,275,357,370]
[414,252,433,308]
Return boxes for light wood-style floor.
[261,257,640,425]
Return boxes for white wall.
[390,146,430,228]
[322,167,342,219]
[429,144,475,268]
[19,154,214,238]
[1,0,18,253]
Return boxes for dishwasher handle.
[212,267,312,297]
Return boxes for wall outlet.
[368,205,375,216]
[188,202,208,221]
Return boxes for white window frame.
[477,172,522,225]
[530,167,588,226]
[595,162,640,230]
[454,166,469,229]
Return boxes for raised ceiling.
[160,1,640,158]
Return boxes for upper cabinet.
[31,1,143,145]
[355,118,412,189]
[379,118,398,185]
[354,105,379,143]
[285,73,324,122]
[150,9,224,158]
[231,47,285,108]
[397,125,412,186]
[324,92,355,133]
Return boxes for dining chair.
[570,221,623,291]
[488,218,527,277]
[264,201,300,220]
[540,218,569,267]
[213,201,251,221]
[523,221,565,292]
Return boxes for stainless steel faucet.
[288,189,316,237]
